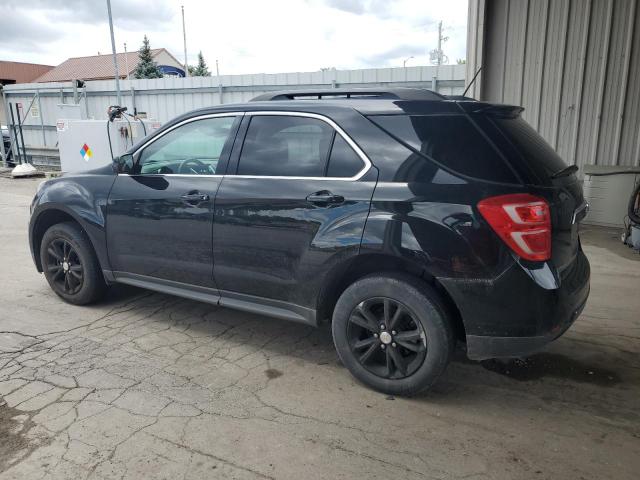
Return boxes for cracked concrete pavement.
[0,177,639,479]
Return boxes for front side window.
[137,116,236,175]
[237,116,334,177]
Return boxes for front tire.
[40,222,106,305]
[332,273,454,395]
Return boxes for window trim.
[231,111,372,181]
[119,112,244,177]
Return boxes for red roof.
[35,49,180,82]
[0,61,54,84]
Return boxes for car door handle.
[181,192,210,204]
[306,191,345,205]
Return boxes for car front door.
[107,113,241,289]
[212,112,377,321]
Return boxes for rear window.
[369,114,518,183]
[475,116,567,181]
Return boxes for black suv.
[29,88,590,395]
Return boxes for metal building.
[466,0,640,171]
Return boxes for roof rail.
[250,87,445,102]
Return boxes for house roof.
[0,61,54,84]
[35,49,180,83]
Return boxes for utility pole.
[182,5,189,77]
[216,59,223,104]
[106,0,122,105]
[437,21,443,65]
[429,21,449,66]
[124,42,130,80]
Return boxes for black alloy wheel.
[40,222,107,305]
[332,273,454,395]
[45,238,84,295]
[347,297,427,379]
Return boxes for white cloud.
[0,0,468,73]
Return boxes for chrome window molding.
[119,110,373,181]
[235,111,372,181]
[117,173,224,178]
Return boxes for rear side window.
[238,116,333,177]
[369,114,518,183]
[477,116,567,180]
[326,135,363,177]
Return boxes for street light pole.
[106,0,122,105]
[182,5,189,77]
[403,56,414,68]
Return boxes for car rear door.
[106,113,241,289]
[212,112,377,320]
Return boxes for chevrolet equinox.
[29,88,590,395]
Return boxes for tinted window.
[326,135,363,177]
[369,114,518,183]
[481,116,567,180]
[138,116,236,175]
[238,116,333,177]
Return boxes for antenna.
[462,66,483,98]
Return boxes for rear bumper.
[465,292,587,360]
[440,248,590,361]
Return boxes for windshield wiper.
[550,164,578,179]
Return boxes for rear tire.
[332,273,454,395]
[40,222,107,305]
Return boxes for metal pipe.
[84,86,89,118]
[15,104,27,164]
[106,0,122,105]
[37,89,46,147]
[10,104,23,164]
[0,90,8,166]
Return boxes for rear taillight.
[478,194,551,261]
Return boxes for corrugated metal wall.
[2,64,465,167]
[466,0,640,170]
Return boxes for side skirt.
[107,270,317,327]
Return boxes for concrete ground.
[0,176,638,480]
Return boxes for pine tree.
[190,51,211,77]
[133,35,163,79]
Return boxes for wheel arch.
[30,206,100,273]
[316,253,466,341]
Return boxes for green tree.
[133,35,163,79]
[190,51,211,77]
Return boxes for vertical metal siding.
[467,0,640,169]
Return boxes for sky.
[0,0,468,75]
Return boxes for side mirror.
[114,153,135,174]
